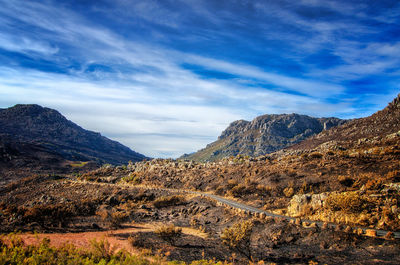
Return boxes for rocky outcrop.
[182,113,346,161]
[287,193,328,217]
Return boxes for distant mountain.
[0,104,147,165]
[291,94,400,150]
[181,113,346,161]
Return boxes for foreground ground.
[1,176,400,264]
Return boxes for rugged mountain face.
[291,94,400,150]
[0,104,147,166]
[182,113,346,161]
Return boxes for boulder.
[287,193,328,217]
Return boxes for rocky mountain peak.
[183,113,346,162]
[2,104,62,119]
[219,120,250,140]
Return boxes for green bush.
[0,234,229,264]
[89,238,116,262]
[0,235,146,265]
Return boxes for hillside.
[182,113,346,161]
[0,104,147,167]
[291,94,400,150]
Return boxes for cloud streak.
[0,0,399,157]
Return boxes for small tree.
[220,220,253,259]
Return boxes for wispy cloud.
[0,33,59,55]
[0,62,351,157]
[182,55,344,98]
[0,0,399,157]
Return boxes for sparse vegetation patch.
[153,195,186,208]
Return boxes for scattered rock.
[384,231,395,240]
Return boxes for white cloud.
[182,55,344,97]
[0,0,394,158]
[0,62,352,158]
[0,32,59,55]
[307,41,400,80]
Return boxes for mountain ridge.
[0,104,147,165]
[290,94,400,151]
[182,113,346,161]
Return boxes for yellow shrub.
[326,192,372,214]
[220,220,253,249]
[283,187,294,198]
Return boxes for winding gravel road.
[157,187,400,239]
[75,180,400,239]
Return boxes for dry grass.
[69,161,89,167]
[154,224,182,245]
[153,195,186,208]
[325,192,372,214]
[96,209,129,227]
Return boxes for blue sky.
[0,0,399,158]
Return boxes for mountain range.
[3,94,400,176]
[182,113,346,161]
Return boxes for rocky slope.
[291,94,400,150]
[182,113,346,161]
[0,104,147,166]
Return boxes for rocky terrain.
[0,104,147,164]
[1,174,400,264]
[183,113,345,161]
[0,104,147,182]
